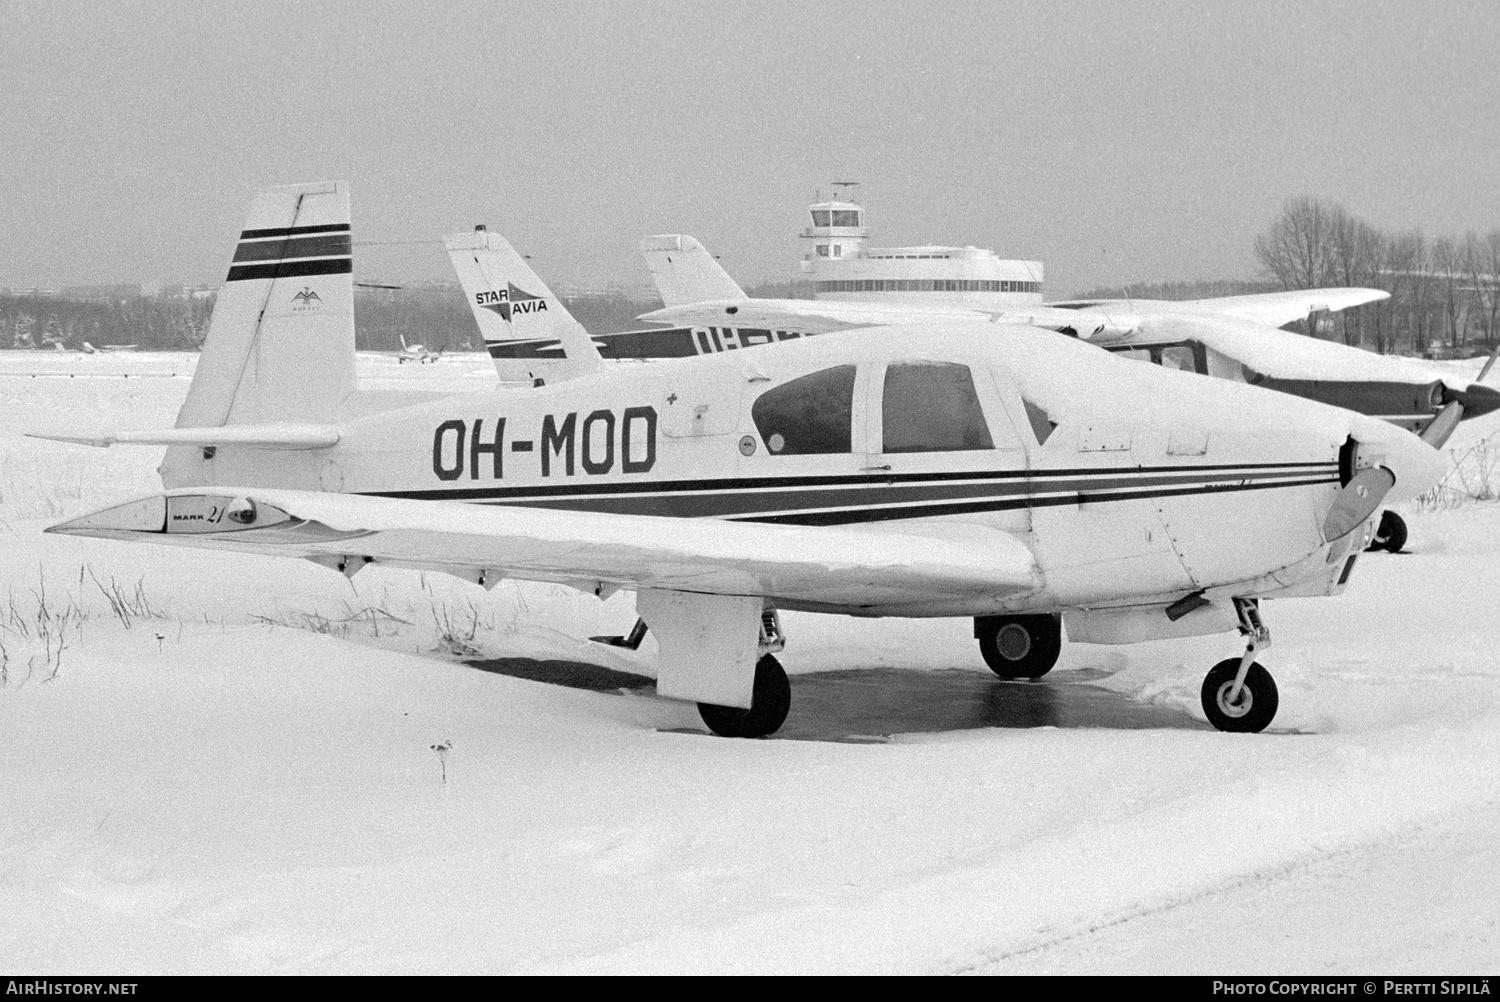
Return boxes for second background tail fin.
[639,234,747,308]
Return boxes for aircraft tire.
[697,655,791,738]
[1368,510,1408,553]
[976,614,1061,680]
[1201,659,1279,733]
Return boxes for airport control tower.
[798,184,1044,308]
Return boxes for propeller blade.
[1322,466,1396,544]
[1421,400,1465,449]
[1476,342,1500,383]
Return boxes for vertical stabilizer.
[444,230,602,383]
[162,181,357,486]
[176,181,356,429]
[639,234,747,308]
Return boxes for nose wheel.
[1201,598,1280,733]
[1366,510,1407,553]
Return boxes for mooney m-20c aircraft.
[36,183,1446,738]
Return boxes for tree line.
[1252,197,1500,355]
[0,286,671,351]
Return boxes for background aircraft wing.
[1174,288,1391,327]
[1147,312,1482,386]
[48,489,1038,608]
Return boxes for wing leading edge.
[47,488,1039,610]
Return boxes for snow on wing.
[1173,288,1390,327]
[47,488,1038,606]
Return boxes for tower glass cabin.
[798,199,1044,308]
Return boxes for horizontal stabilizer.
[47,488,1038,607]
[27,424,341,450]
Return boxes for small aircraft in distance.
[81,342,139,353]
[36,182,1446,740]
[396,335,444,364]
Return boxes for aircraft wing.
[1144,312,1482,386]
[47,489,1039,607]
[1057,288,1389,331]
[1174,288,1390,327]
[638,299,1121,339]
[26,424,342,450]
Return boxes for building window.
[816,245,829,257]
[752,365,857,455]
[833,245,842,257]
[811,210,832,227]
[832,210,861,227]
[882,362,994,454]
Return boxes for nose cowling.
[1345,413,1448,506]
[1447,382,1500,420]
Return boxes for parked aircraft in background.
[396,334,443,364]
[444,229,1122,385]
[637,235,1500,551]
[81,342,139,353]
[35,183,1446,740]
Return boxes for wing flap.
[47,488,1038,606]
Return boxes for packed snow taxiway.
[1,351,1497,973]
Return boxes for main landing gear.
[1366,510,1408,553]
[974,614,1062,679]
[1200,597,1280,733]
[696,609,791,739]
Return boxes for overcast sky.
[2,0,1497,297]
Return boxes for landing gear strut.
[697,609,791,738]
[1201,598,1279,733]
[1367,510,1407,553]
[975,613,1061,679]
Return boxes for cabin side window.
[881,362,994,453]
[752,365,857,455]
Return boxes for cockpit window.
[882,362,994,453]
[752,365,856,455]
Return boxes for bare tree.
[1255,196,1337,292]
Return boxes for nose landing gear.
[1367,510,1408,553]
[1201,598,1279,732]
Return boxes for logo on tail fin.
[475,283,548,323]
[292,287,322,303]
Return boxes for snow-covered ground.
[1,351,1497,974]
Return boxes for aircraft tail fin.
[639,234,747,308]
[444,229,602,384]
[161,181,357,484]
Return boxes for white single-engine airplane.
[36,182,1446,739]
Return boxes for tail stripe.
[225,257,353,283]
[232,233,351,263]
[239,223,351,240]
